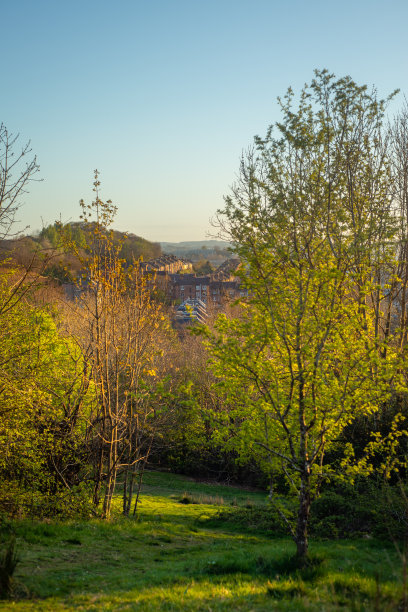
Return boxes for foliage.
[0,266,95,517]
[202,69,404,559]
[0,537,18,599]
[192,259,213,275]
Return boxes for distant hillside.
[39,223,162,263]
[161,240,231,251]
[0,223,162,283]
[160,240,232,264]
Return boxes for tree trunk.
[92,443,104,506]
[123,467,136,516]
[132,469,143,516]
[295,468,311,561]
[102,420,117,519]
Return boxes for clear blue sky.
[2,0,407,242]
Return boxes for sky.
[2,0,408,242]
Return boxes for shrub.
[178,492,225,506]
[310,481,404,539]
[200,504,286,535]
[310,483,380,538]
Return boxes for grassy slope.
[1,471,403,611]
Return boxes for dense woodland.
[2,70,408,593]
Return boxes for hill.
[160,240,232,264]
[0,223,162,283]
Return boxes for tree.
[64,172,169,519]
[202,70,402,561]
[0,126,94,518]
[390,100,408,349]
[193,260,213,275]
[0,124,47,315]
[0,123,40,239]
[0,274,94,517]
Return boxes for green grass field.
[0,471,404,610]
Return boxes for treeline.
[39,222,162,264]
[161,242,232,264]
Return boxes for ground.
[0,471,403,611]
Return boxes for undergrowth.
[0,537,19,599]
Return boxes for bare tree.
[0,123,40,239]
[63,172,171,519]
[0,124,46,320]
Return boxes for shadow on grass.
[139,471,267,506]
[15,571,401,612]
[197,550,327,582]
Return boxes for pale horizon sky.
[2,0,408,242]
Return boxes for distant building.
[210,257,241,280]
[141,254,191,274]
[143,254,247,326]
[168,258,245,305]
[170,274,210,303]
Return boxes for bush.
[200,504,286,536]
[200,550,326,581]
[310,487,375,538]
[310,481,403,539]
[0,481,94,520]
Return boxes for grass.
[0,470,404,610]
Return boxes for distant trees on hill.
[40,222,162,264]
[0,223,162,283]
[162,243,232,264]
[192,259,213,275]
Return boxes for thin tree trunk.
[133,460,148,516]
[92,442,104,506]
[123,467,130,515]
[102,420,118,519]
[295,468,311,560]
[123,466,137,516]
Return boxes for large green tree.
[202,70,403,560]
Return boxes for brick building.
[141,254,191,274]
[143,255,246,306]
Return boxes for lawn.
[0,471,404,610]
